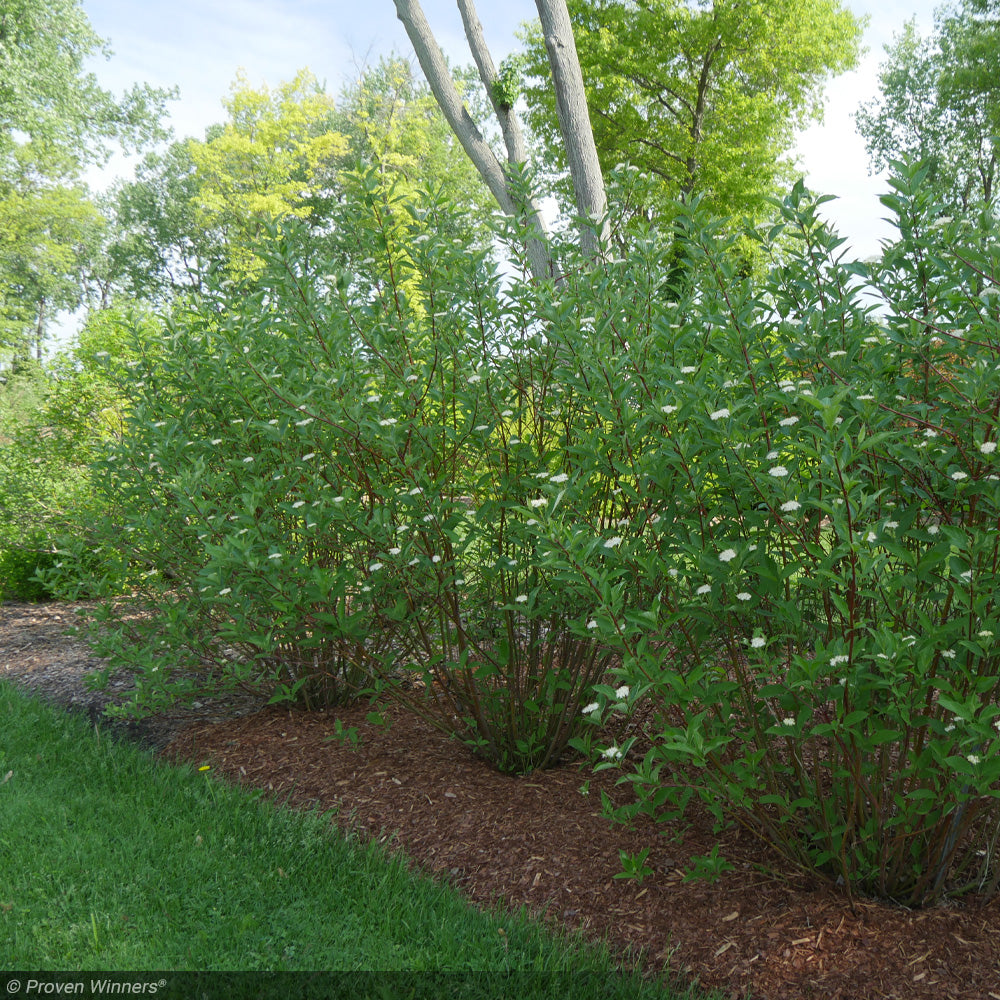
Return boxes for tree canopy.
[0,0,170,361]
[94,60,493,307]
[0,0,170,179]
[185,69,347,278]
[856,0,999,211]
[334,55,489,231]
[520,0,864,227]
[0,182,104,357]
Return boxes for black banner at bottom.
[0,972,656,1000]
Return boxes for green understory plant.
[682,847,734,885]
[614,847,654,884]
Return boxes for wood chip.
[714,941,734,957]
[722,910,739,922]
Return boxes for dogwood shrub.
[49,163,1000,896]
[553,166,1000,904]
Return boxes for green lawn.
[0,681,711,999]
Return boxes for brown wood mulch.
[3,600,1000,999]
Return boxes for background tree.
[856,0,999,211]
[334,56,490,236]
[0,0,168,177]
[94,61,491,310]
[392,0,609,276]
[185,69,347,279]
[521,0,863,228]
[0,0,170,362]
[93,141,214,305]
[0,183,105,359]
[330,56,493,310]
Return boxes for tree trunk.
[455,0,555,277]
[534,0,608,257]
[392,0,555,280]
[394,0,610,268]
[683,38,723,201]
[35,297,46,361]
[456,0,527,167]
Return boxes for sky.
[73,0,942,306]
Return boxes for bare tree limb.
[534,0,608,257]
[392,0,554,280]
[454,0,554,270]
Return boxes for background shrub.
[0,342,125,602]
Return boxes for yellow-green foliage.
[334,56,492,315]
[187,69,347,278]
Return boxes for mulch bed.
[3,600,1000,998]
